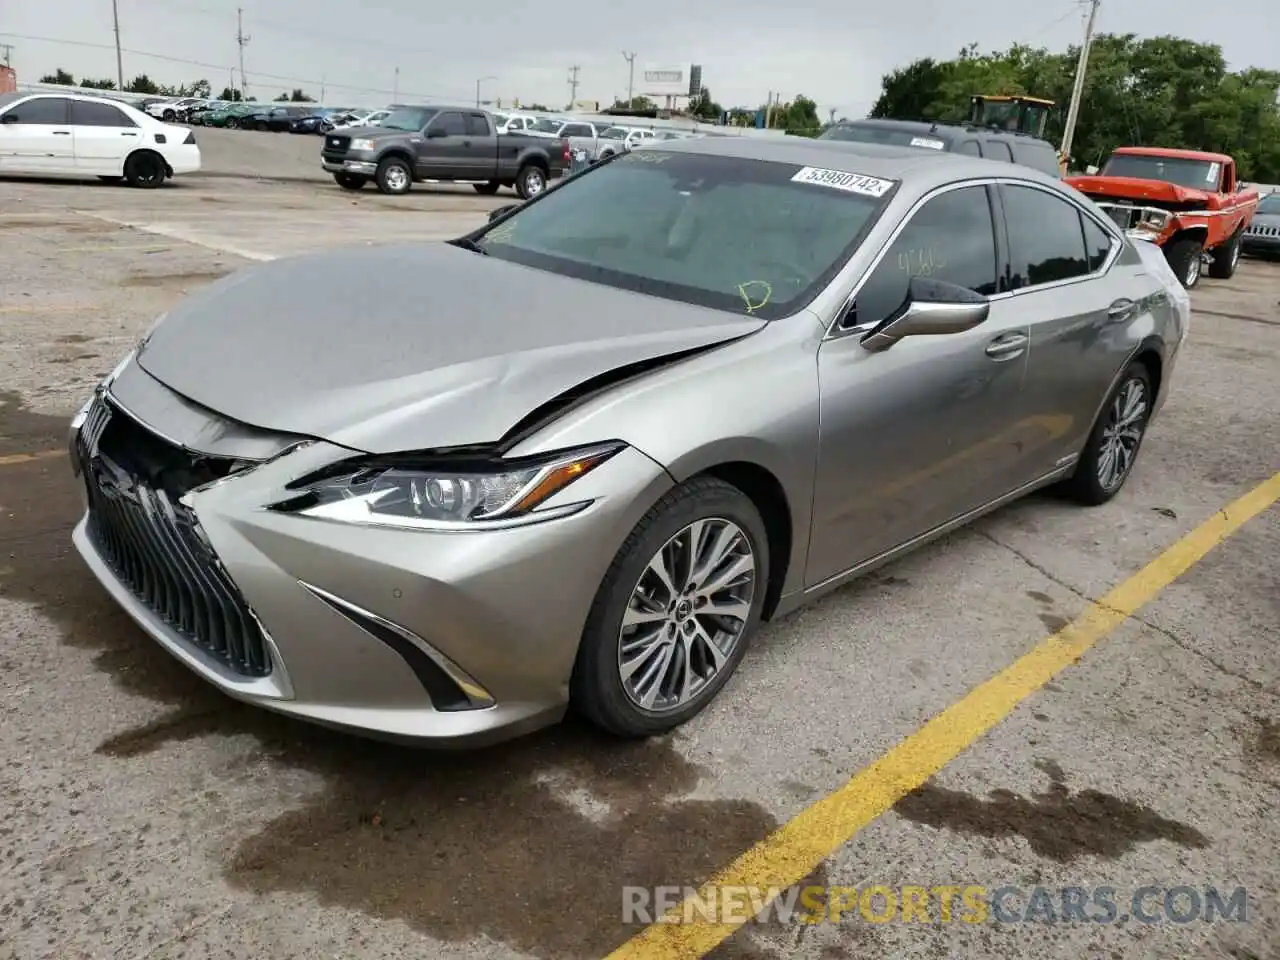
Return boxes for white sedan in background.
[0,92,200,187]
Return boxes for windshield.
[819,123,949,150]
[473,152,894,319]
[1101,154,1221,190]
[600,127,627,139]
[378,107,436,131]
[1255,193,1280,214]
[530,118,563,134]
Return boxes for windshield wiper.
[449,237,488,256]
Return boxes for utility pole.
[393,66,399,101]
[110,0,124,91]
[320,74,325,102]
[1060,0,1100,173]
[567,65,580,108]
[475,76,495,108]
[0,44,13,67]
[235,8,250,100]
[622,51,636,106]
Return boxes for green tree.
[274,92,290,101]
[218,87,243,101]
[79,78,117,90]
[762,95,821,135]
[288,88,314,102]
[125,74,159,94]
[39,68,75,85]
[689,86,723,122]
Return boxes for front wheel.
[1207,233,1242,279]
[515,163,547,200]
[571,476,769,737]
[334,172,367,190]
[473,181,501,195]
[1164,237,1204,289]
[1060,361,1153,505]
[375,156,412,195]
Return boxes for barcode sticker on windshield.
[910,136,946,150]
[791,167,895,197]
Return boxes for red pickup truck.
[1066,147,1259,288]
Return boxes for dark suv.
[819,119,1061,178]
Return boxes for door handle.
[1107,298,1136,322]
[985,332,1028,361]
[462,139,472,147]
[121,131,137,136]
[52,130,71,135]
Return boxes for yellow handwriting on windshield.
[487,222,517,244]
[738,280,772,315]
[622,152,671,164]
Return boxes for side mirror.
[0,113,19,124]
[859,277,990,353]
[488,204,520,222]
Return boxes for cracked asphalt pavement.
[0,161,1277,960]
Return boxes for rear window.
[1011,140,1062,177]
[820,123,950,151]
[530,118,563,134]
[474,152,896,319]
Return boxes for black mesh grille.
[78,397,272,678]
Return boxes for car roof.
[651,134,1013,175]
[832,117,1057,148]
[1113,146,1233,165]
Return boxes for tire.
[1164,236,1204,289]
[515,163,547,200]
[123,151,167,189]
[333,172,367,190]
[1060,361,1153,506]
[1207,232,1242,279]
[96,176,123,185]
[473,181,501,195]
[571,476,770,737]
[256,120,268,132]
[374,156,412,195]
[162,109,175,121]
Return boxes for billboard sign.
[641,64,694,98]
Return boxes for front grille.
[324,135,350,154]
[1247,223,1279,237]
[77,397,272,678]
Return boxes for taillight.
[562,139,571,164]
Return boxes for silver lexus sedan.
[69,137,1185,745]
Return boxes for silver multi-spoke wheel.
[1096,377,1148,491]
[618,518,756,713]
[1184,253,1200,287]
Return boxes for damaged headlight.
[1130,208,1171,237]
[279,442,623,530]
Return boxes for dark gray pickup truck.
[321,105,569,198]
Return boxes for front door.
[70,99,139,175]
[807,182,1031,586]
[0,96,73,173]
[417,110,471,178]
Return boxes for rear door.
[418,110,470,177]
[0,96,73,172]
[463,112,498,178]
[997,181,1144,483]
[70,99,139,174]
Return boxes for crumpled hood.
[135,243,763,454]
[1065,175,1212,205]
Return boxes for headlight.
[350,138,377,151]
[279,442,623,530]
[1132,209,1171,237]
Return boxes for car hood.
[1065,175,1213,205]
[134,243,764,455]
[1250,211,1280,226]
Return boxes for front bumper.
[69,389,672,744]
[322,156,378,176]
[1242,233,1280,256]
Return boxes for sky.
[2,0,1277,117]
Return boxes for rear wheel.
[1060,361,1152,505]
[123,151,166,189]
[334,172,367,190]
[162,109,175,121]
[1207,233,1242,279]
[1164,237,1204,289]
[473,181,501,195]
[515,163,547,200]
[571,477,769,737]
[375,156,412,195]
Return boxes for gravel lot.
[1,158,1278,960]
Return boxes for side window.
[985,139,1014,162]
[955,140,982,156]
[1012,142,1061,177]
[851,185,999,328]
[1002,185,1090,288]
[464,113,489,136]
[1080,214,1114,272]
[434,112,466,136]
[4,97,69,124]
[71,101,136,127]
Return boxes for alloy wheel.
[617,518,756,713]
[1096,377,1148,491]
[524,170,545,196]
[384,165,409,192]
[1185,254,1200,287]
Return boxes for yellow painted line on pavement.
[610,470,1280,960]
[0,449,64,467]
